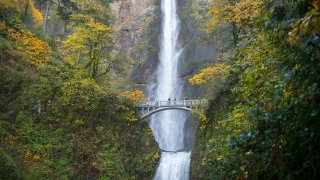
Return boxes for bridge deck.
[138,99,207,108]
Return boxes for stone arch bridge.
[138,99,208,120]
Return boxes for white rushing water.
[148,0,191,179]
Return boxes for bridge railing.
[138,99,208,108]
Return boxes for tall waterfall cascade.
[148,0,191,179]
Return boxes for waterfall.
[148,0,191,179]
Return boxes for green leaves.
[192,0,320,179]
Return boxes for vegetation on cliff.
[2,0,320,179]
[191,0,320,179]
[0,0,158,179]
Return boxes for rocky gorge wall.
[110,0,161,86]
[110,0,216,98]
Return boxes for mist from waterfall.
[148,0,191,179]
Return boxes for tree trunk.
[232,22,239,47]
[43,0,51,34]
[24,0,29,15]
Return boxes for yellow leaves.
[0,22,6,32]
[28,0,44,28]
[61,79,106,112]
[25,150,41,161]
[124,111,138,122]
[146,128,154,137]
[232,0,265,27]
[189,63,231,86]
[199,113,208,130]
[207,0,265,33]
[207,0,233,32]
[123,89,146,104]
[87,20,110,32]
[0,0,26,14]
[74,119,85,126]
[62,15,113,71]
[33,154,41,161]
[25,150,32,159]
[233,131,240,137]
[191,108,208,130]
[153,152,160,159]
[189,63,231,98]
[288,0,320,45]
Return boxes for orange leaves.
[264,105,272,111]
[14,30,52,63]
[0,0,43,28]
[28,0,44,28]
[3,24,52,64]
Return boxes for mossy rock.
[0,149,22,180]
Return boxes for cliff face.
[111,0,216,98]
[110,0,161,85]
[110,0,155,56]
[177,0,216,98]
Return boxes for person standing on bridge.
[168,98,171,105]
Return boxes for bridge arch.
[140,107,192,120]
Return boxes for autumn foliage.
[0,22,52,64]
[123,89,146,104]
[191,0,320,179]
[28,0,44,28]
[189,63,230,86]
[0,0,158,179]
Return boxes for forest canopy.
[190,0,320,179]
[0,0,157,179]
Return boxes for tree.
[207,0,265,49]
[189,63,231,98]
[63,15,114,80]
[40,0,78,34]
[123,89,146,104]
